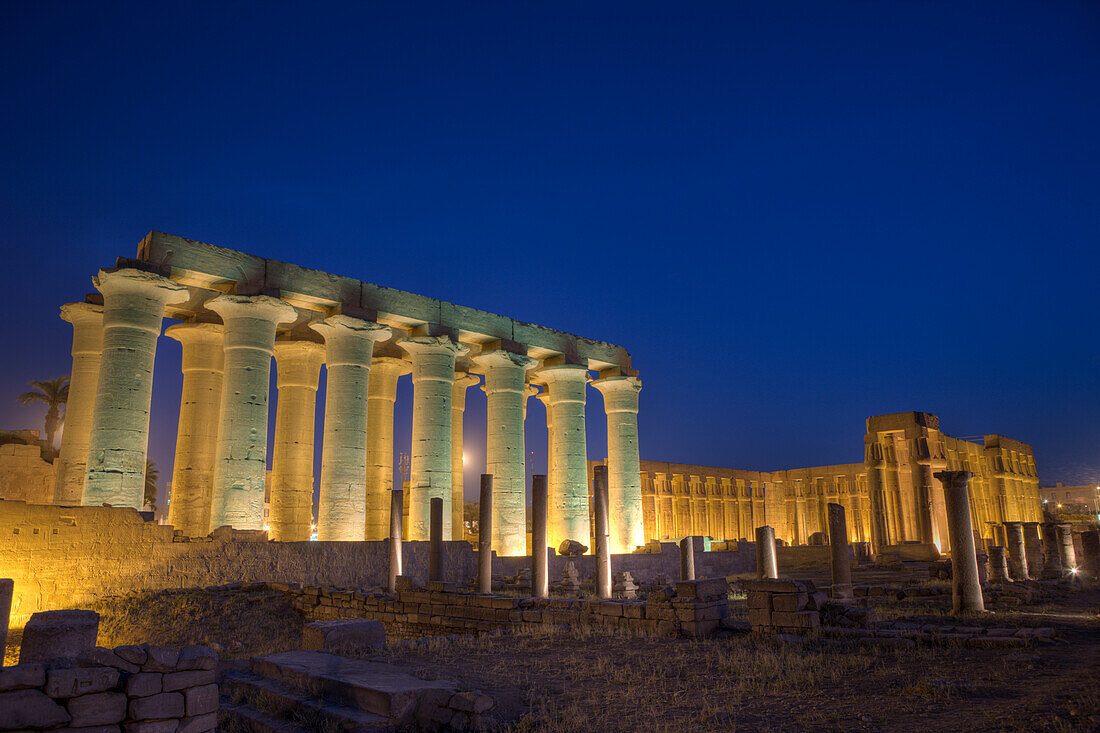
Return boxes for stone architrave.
[592,375,644,555]
[451,371,480,541]
[1003,522,1029,580]
[311,315,390,541]
[165,322,225,536]
[936,470,984,613]
[756,525,778,580]
[472,350,536,556]
[531,474,549,598]
[269,337,325,541]
[536,364,591,551]
[206,294,297,530]
[365,357,410,540]
[827,502,854,602]
[400,336,469,541]
[54,302,104,505]
[83,269,188,508]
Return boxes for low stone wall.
[0,643,218,732]
[495,542,758,583]
[286,577,732,637]
[0,501,474,626]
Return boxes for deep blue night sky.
[1,2,1097,510]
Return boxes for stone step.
[219,698,311,733]
[223,670,391,731]
[250,650,456,721]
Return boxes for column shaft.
[679,537,695,581]
[473,351,536,556]
[401,336,469,541]
[54,303,103,505]
[312,316,389,541]
[478,474,493,594]
[365,357,409,540]
[532,474,549,598]
[1022,522,1044,579]
[756,525,778,579]
[1004,522,1029,580]
[537,365,591,551]
[451,372,480,541]
[388,488,403,593]
[827,502,853,601]
[593,375,644,554]
[84,269,188,508]
[207,294,296,530]
[166,323,225,536]
[1055,524,1076,574]
[269,339,324,541]
[937,470,984,613]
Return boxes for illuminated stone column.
[536,385,552,489]
[911,459,939,549]
[1055,523,1076,574]
[937,470,984,613]
[311,315,390,541]
[84,269,188,508]
[450,371,480,541]
[54,302,103,505]
[207,294,296,530]
[400,336,469,541]
[165,322,225,536]
[1022,522,1044,579]
[473,350,536,556]
[827,502,853,602]
[592,374,644,554]
[269,337,324,541]
[1041,522,1061,578]
[365,356,409,540]
[537,364,591,551]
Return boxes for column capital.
[206,293,297,326]
[310,314,390,366]
[273,339,325,388]
[470,349,537,372]
[454,370,481,391]
[399,335,470,358]
[534,363,590,389]
[166,321,224,345]
[93,267,189,303]
[371,355,413,377]
[592,375,642,412]
[59,301,104,326]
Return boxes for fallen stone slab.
[304,618,386,654]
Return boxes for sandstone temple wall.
[0,500,474,627]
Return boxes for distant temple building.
[602,411,1042,555]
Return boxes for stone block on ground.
[0,663,46,692]
[0,688,71,728]
[78,647,140,674]
[66,691,127,726]
[675,578,728,600]
[45,666,120,697]
[303,618,386,653]
[19,609,100,665]
[128,691,185,720]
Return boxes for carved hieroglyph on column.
[269,337,324,541]
[593,374,644,554]
[473,350,537,557]
[311,315,390,541]
[54,302,103,505]
[165,322,225,536]
[84,269,188,508]
[207,294,296,531]
[365,356,410,540]
[537,364,591,551]
[400,336,469,540]
[451,371,480,541]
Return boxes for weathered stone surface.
[303,618,386,653]
[123,721,180,733]
[114,644,147,666]
[0,663,46,691]
[128,691,185,720]
[163,669,216,692]
[0,688,71,728]
[45,666,120,697]
[66,691,127,726]
[19,609,100,665]
[125,672,163,697]
[178,712,218,733]
[78,647,140,674]
[140,645,180,672]
[183,683,219,716]
[674,578,727,600]
[176,645,218,671]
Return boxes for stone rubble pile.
[743,579,828,635]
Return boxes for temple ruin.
[51,231,644,556]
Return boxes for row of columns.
[55,268,645,556]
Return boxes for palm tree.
[144,459,159,513]
[16,375,70,447]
